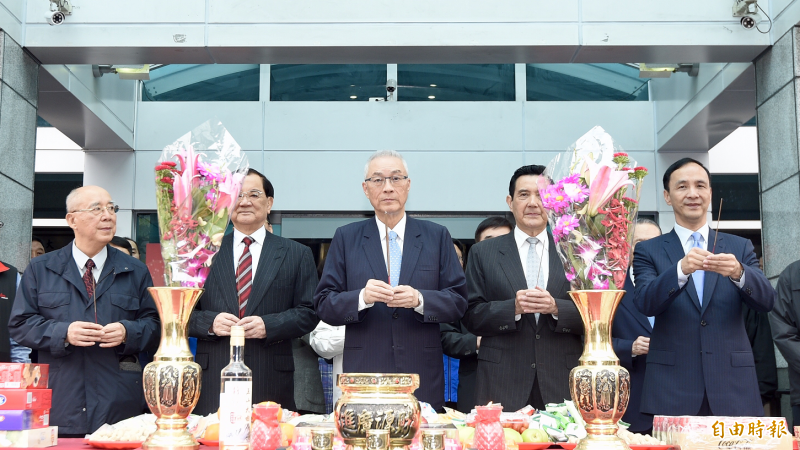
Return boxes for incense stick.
[712,198,723,254]
[385,220,391,284]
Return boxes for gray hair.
[363,150,409,179]
[636,218,662,234]
[65,188,81,213]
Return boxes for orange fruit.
[204,423,219,441]
[280,423,295,446]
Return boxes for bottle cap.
[231,325,245,345]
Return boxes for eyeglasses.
[364,176,409,188]
[237,189,265,201]
[71,204,119,216]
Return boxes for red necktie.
[83,259,96,299]
[236,237,254,318]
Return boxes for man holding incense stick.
[633,158,774,417]
[462,165,583,411]
[314,150,467,411]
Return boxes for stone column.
[0,32,39,272]
[755,25,800,423]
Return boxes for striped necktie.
[83,259,95,299]
[236,236,254,318]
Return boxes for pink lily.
[584,160,634,216]
[215,171,246,214]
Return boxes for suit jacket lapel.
[497,234,528,293]
[216,235,241,315]
[399,218,422,286]
[664,230,701,312]
[700,229,722,316]
[363,220,389,283]
[246,232,287,315]
[92,246,117,302]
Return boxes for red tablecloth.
[3,438,218,450]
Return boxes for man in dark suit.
[462,165,583,411]
[314,150,468,411]
[633,158,774,417]
[611,218,660,434]
[189,169,319,414]
[441,217,512,413]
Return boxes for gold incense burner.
[142,287,204,450]
[568,290,631,450]
[334,373,421,450]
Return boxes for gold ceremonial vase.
[568,290,631,450]
[143,287,204,450]
[334,373,421,450]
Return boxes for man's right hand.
[632,336,650,356]
[681,247,711,275]
[364,279,394,305]
[211,313,240,336]
[67,321,104,346]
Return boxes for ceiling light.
[428,96,435,99]
[92,64,151,80]
[350,95,357,99]
[638,63,699,78]
[430,84,437,87]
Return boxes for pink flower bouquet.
[154,119,249,287]
[538,126,648,291]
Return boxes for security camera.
[46,10,66,25]
[740,16,756,29]
[386,79,397,94]
[47,0,72,26]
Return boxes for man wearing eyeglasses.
[314,150,468,411]
[9,186,160,436]
[189,169,318,414]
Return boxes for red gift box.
[0,390,51,410]
[0,364,48,389]
[0,410,49,431]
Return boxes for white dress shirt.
[674,222,744,288]
[73,244,107,283]
[513,226,553,322]
[358,214,424,314]
[233,226,267,276]
[309,321,345,403]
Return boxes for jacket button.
[701,320,707,326]
[530,363,536,369]
[536,335,541,340]
[393,313,399,319]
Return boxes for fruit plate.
[629,446,679,450]
[557,444,576,450]
[87,441,144,449]
[197,438,219,447]
[518,444,556,450]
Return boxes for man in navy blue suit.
[612,218,660,433]
[314,150,468,411]
[633,158,775,417]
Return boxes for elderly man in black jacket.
[9,186,160,436]
[770,259,800,426]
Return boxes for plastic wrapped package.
[654,415,793,450]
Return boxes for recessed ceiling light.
[430,84,437,87]
[350,95,357,99]
[428,96,435,99]
[350,85,355,87]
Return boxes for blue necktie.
[691,232,705,306]
[526,237,544,322]
[388,230,402,287]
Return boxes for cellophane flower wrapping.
[539,126,648,291]
[154,119,249,287]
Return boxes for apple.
[503,428,523,443]
[458,427,475,447]
[521,428,549,443]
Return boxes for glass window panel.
[34,174,83,219]
[397,64,515,101]
[527,64,648,101]
[37,116,53,127]
[711,174,760,221]
[143,65,260,101]
[270,64,387,101]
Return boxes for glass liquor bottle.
[219,325,252,450]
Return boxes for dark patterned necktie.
[236,237,254,318]
[83,259,96,299]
